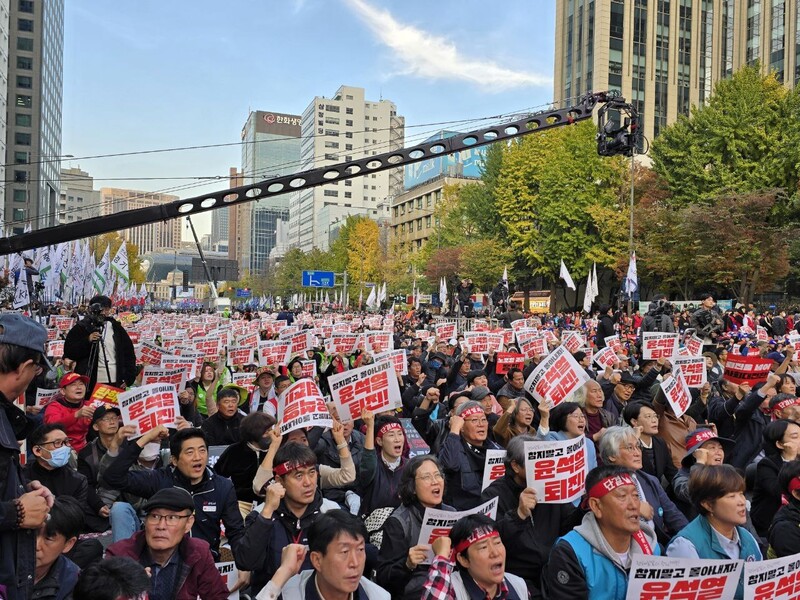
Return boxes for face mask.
[46,445,71,469]
[139,442,161,462]
[430,360,442,369]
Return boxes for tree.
[423,246,462,287]
[347,218,381,293]
[458,239,512,291]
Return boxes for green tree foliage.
[458,239,512,291]
[92,232,145,283]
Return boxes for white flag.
[111,243,130,283]
[378,282,387,305]
[13,273,30,309]
[92,245,111,295]
[582,269,594,313]
[559,260,576,291]
[439,277,448,310]
[625,252,638,294]
[366,286,377,309]
[502,266,508,289]
[590,262,599,300]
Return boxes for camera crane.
[0,92,638,258]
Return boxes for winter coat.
[439,433,501,510]
[769,500,800,557]
[750,453,784,538]
[729,390,771,470]
[31,554,79,600]
[279,570,389,600]
[42,395,93,453]
[63,317,137,391]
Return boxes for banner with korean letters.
[519,336,548,360]
[325,333,359,355]
[744,552,800,600]
[463,332,489,354]
[277,379,333,435]
[282,330,314,356]
[434,322,456,341]
[328,359,402,421]
[365,331,392,354]
[660,366,693,418]
[626,555,741,600]
[604,335,623,354]
[562,332,585,353]
[685,334,705,356]
[524,437,587,504]
[642,332,680,360]
[258,341,291,366]
[160,355,197,381]
[495,353,525,375]
[373,349,408,377]
[226,346,255,367]
[416,497,499,564]
[593,346,618,370]
[141,366,188,390]
[523,345,590,407]
[118,383,180,438]
[481,449,507,491]
[672,356,707,388]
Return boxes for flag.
[378,282,387,305]
[92,245,111,295]
[625,252,638,294]
[590,262,599,300]
[502,266,508,289]
[358,288,363,309]
[559,260,576,291]
[582,268,594,313]
[366,286,377,309]
[12,273,30,309]
[111,243,130,283]
[440,277,448,310]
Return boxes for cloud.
[343,0,551,91]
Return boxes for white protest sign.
[141,366,188,390]
[325,333,359,355]
[365,331,392,354]
[214,560,240,600]
[258,341,291,366]
[593,346,618,370]
[277,379,333,435]
[373,349,408,376]
[138,341,164,366]
[562,332,584,353]
[642,332,680,360]
[416,497,499,564]
[35,388,59,408]
[685,334,705,356]
[47,340,64,359]
[626,555,741,600]
[329,359,402,421]
[463,332,489,354]
[434,322,457,341]
[744,552,800,600]
[523,345,590,407]
[118,383,179,438]
[482,449,507,491]
[486,333,505,353]
[519,336,548,360]
[604,335,623,354]
[524,437,587,504]
[227,346,255,366]
[660,366,693,418]
[282,330,314,356]
[160,355,197,381]
[672,356,707,388]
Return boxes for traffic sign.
[235,288,252,298]
[302,270,335,288]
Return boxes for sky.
[61,0,556,241]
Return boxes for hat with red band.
[452,526,500,557]
[681,428,734,467]
[588,473,636,500]
[771,396,800,417]
[273,460,315,477]
[459,405,484,419]
[376,421,403,439]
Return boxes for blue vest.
[560,530,661,600]
[670,516,761,600]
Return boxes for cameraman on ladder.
[64,295,137,396]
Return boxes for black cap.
[466,369,486,384]
[143,488,195,513]
[91,405,121,425]
[88,295,112,308]
[617,372,638,386]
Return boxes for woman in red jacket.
[43,372,95,452]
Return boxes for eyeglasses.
[38,438,70,449]
[620,444,642,453]
[145,513,192,525]
[416,471,444,484]
[567,413,586,420]
[465,418,488,425]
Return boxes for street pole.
[627,150,635,316]
[342,271,348,313]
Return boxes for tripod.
[87,321,113,386]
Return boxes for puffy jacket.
[101,439,243,559]
[42,395,92,453]
[768,500,800,557]
[280,569,389,600]
[106,531,229,600]
[439,433,501,510]
[751,453,783,538]
[729,390,770,470]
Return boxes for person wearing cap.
[666,465,761,599]
[769,392,800,422]
[544,465,660,600]
[671,427,733,517]
[767,459,800,557]
[249,366,278,416]
[439,400,503,510]
[200,384,247,446]
[63,294,136,393]
[105,487,231,600]
[42,371,95,452]
[411,387,472,456]
[471,386,501,429]
[600,371,638,423]
[751,419,800,538]
[422,513,528,600]
[358,412,408,518]
[77,405,121,511]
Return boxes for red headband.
[588,474,636,499]
[376,422,403,439]
[460,405,484,419]
[273,461,315,477]
[686,429,716,451]
[772,397,799,416]
[452,527,500,556]
[788,477,800,495]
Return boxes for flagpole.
[628,150,635,316]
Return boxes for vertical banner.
[416,497,499,564]
[118,383,179,437]
[523,437,587,504]
[328,359,402,421]
[660,367,693,418]
[641,332,680,360]
[277,379,333,434]
[744,553,800,600]
[481,449,507,491]
[523,345,590,407]
[626,555,742,600]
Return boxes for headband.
[273,460,315,477]
[772,397,799,416]
[460,405,484,419]
[376,422,403,439]
[788,476,800,495]
[686,429,716,451]
[452,527,500,557]
[588,474,636,499]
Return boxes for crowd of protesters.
[4,291,800,600]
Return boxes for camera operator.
[641,295,676,334]
[457,278,475,318]
[64,295,136,394]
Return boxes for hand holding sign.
[517,487,537,520]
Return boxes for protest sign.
[325,333,359,355]
[258,341,291,366]
[472,320,490,332]
[141,366,188,390]
[562,332,584,354]
[401,418,430,458]
[519,336,548,360]
[593,346,618,370]
[723,354,773,386]
[416,497,499,564]
[524,437,587,504]
[672,356,707,388]
[757,326,769,342]
[626,555,741,600]
[482,449,507,491]
[415,330,434,344]
[283,330,313,356]
[365,331,391,354]
[88,383,123,407]
[47,340,64,359]
[463,332,489,354]
[226,346,254,367]
[195,337,222,360]
[207,446,229,470]
[332,323,350,333]
[35,388,59,408]
[373,349,408,376]
[277,379,333,435]
[46,327,58,341]
[495,352,525,375]
[486,332,505,353]
[138,341,164,366]
[118,383,179,437]
[214,561,239,600]
[300,360,316,379]
[49,316,75,331]
[523,345,590,406]
[744,552,800,600]
[434,322,456,341]
[160,356,197,381]
[661,367,693,418]
[236,331,259,349]
[515,328,540,345]
[642,332,680,360]
[230,372,255,395]
[604,335,623,354]
[329,359,402,421]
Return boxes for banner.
[723,354,773,386]
[49,316,75,331]
[672,356,707,388]
[604,335,623,354]
[400,418,431,458]
[47,340,64,359]
[593,346,618,370]
[481,449,507,491]
[562,332,584,354]
[365,331,391,354]
[463,332,489,354]
[524,437,587,504]
[660,367,693,418]
[329,359,402,421]
[757,326,769,343]
[642,332,680,360]
[160,356,197,381]
[434,322,457,341]
[744,552,800,600]
[373,349,408,376]
[416,497,499,564]
[325,333,359,355]
[258,341,291,366]
[486,332,505,353]
[283,330,313,356]
[277,379,333,435]
[89,383,124,407]
[495,352,525,375]
[300,360,316,379]
[626,555,741,600]
[227,346,255,367]
[523,345,590,407]
[141,366,188,390]
[118,383,179,438]
[519,336,547,360]
[138,341,164,366]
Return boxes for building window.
[14,151,27,164]
[345,120,353,126]
[747,0,762,64]
[769,0,786,82]
[346,107,353,114]
[15,132,31,145]
[324,153,338,161]
[608,0,624,89]
[16,56,32,70]
[16,94,31,108]
[16,37,33,51]
[12,208,25,221]
[15,114,30,127]
[323,190,338,197]
[18,18,33,32]
[325,104,340,112]
[344,192,352,198]
[16,75,32,89]
[325,117,340,125]
[345,132,353,138]
[13,189,26,202]
[425,216,432,228]
[344,180,352,186]
[13,170,26,183]
[324,141,339,148]
[18,0,33,12]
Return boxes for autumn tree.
[92,232,145,283]
[347,217,381,294]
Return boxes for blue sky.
[62,0,556,238]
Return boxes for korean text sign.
[524,437,587,504]
[277,379,333,435]
[329,359,402,421]
[118,383,179,438]
[642,332,679,360]
[744,552,800,600]
[626,555,741,600]
[416,497,498,564]
[523,345,590,406]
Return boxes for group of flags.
[559,253,638,312]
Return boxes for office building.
[0,1,9,226]
[99,187,182,254]
[239,110,300,274]
[554,0,800,144]
[6,0,64,233]
[290,85,405,252]
[58,167,100,224]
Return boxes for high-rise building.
[5,0,64,233]
[0,1,10,226]
[290,85,405,252]
[209,192,229,251]
[99,188,182,254]
[58,167,100,224]
[554,0,799,144]
[239,110,300,274]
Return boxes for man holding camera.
[64,295,137,394]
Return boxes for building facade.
[5,0,64,233]
[290,85,405,252]
[0,1,9,226]
[58,167,100,224]
[99,187,182,254]
[554,0,800,144]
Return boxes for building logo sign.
[263,113,300,127]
